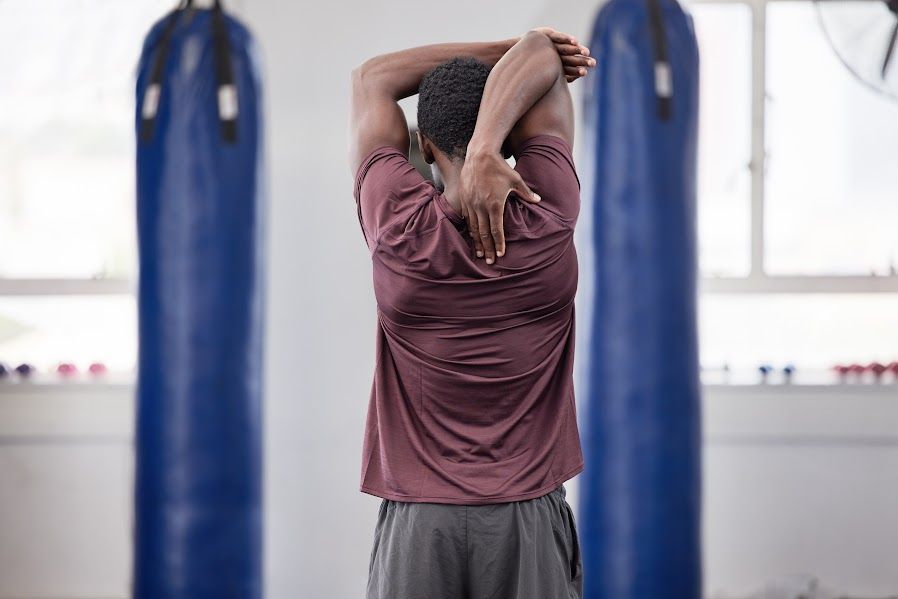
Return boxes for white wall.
[702,385,898,597]
[233,2,599,598]
[0,384,133,598]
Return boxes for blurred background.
[1,0,896,597]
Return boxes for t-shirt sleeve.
[353,145,431,252]
[512,134,581,225]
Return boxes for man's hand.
[533,27,595,83]
[459,151,540,264]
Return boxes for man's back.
[354,133,584,504]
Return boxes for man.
[349,28,595,599]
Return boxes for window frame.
[0,279,131,296]
[693,0,898,294]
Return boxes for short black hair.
[417,57,491,160]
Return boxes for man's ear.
[417,131,435,164]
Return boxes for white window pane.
[765,3,898,275]
[700,293,898,374]
[0,296,136,374]
[693,4,753,277]
[0,0,171,279]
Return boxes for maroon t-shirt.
[353,134,584,505]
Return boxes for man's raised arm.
[348,40,517,176]
[468,30,577,157]
[349,32,592,178]
[460,30,594,263]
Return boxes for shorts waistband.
[548,483,567,500]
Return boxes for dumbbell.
[832,364,852,380]
[848,364,866,378]
[14,363,35,378]
[782,364,795,383]
[88,362,108,377]
[867,362,887,380]
[56,362,78,377]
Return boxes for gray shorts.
[366,484,583,599]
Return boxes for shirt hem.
[359,460,585,505]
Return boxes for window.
[693,4,753,278]
[691,0,898,376]
[0,1,172,376]
[765,3,898,276]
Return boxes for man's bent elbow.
[350,62,368,88]
[522,29,558,54]
[351,57,385,90]
[519,30,565,77]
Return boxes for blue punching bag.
[579,0,701,597]
[134,1,264,597]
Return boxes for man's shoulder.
[355,146,439,251]
[512,134,580,226]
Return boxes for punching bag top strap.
[185,0,238,143]
[139,8,183,142]
[211,2,238,143]
[180,0,222,9]
[646,0,673,121]
[139,0,238,144]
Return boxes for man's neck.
[434,157,465,214]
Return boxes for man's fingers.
[538,28,576,46]
[476,208,497,264]
[513,177,540,204]
[467,210,484,258]
[489,204,506,257]
[562,54,596,68]
[554,43,583,56]
[554,44,591,59]
[560,54,596,81]
[564,66,589,79]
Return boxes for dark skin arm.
[461,30,586,263]
[349,39,515,176]
[349,33,592,177]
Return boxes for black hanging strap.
[139,6,185,142]
[646,0,672,121]
[139,0,238,144]
[211,1,238,143]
